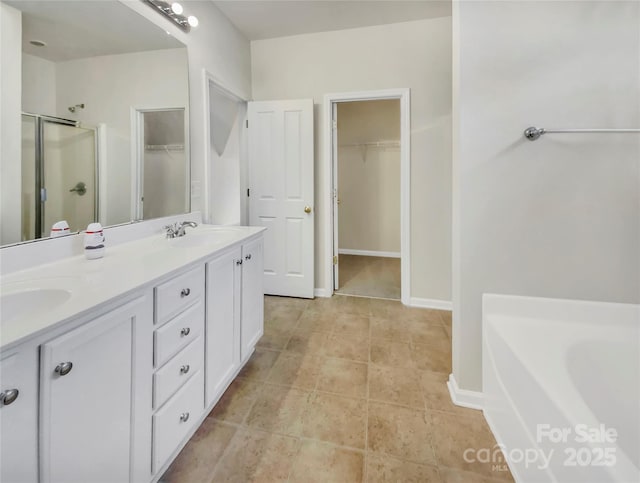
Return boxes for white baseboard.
[338,249,400,258]
[447,373,483,410]
[314,288,332,298]
[409,297,452,311]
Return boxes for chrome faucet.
[164,221,198,238]
[176,221,198,237]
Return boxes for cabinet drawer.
[154,336,203,409]
[153,370,204,473]
[155,266,204,325]
[155,301,203,368]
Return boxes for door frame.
[323,89,411,305]
[202,69,248,224]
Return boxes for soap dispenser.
[84,222,105,260]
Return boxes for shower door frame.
[23,112,99,239]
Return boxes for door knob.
[304,206,312,214]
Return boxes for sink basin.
[1,288,72,324]
[167,227,244,248]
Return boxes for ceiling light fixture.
[30,39,46,47]
[144,0,198,33]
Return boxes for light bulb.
[187,15,198,27]
[170,2,183,15]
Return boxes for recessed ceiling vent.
[29,40,46,47]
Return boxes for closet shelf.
[339,141,400,148]
[144,144,185,151]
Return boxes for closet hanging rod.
[524,126,640,141]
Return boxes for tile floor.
[336,255,401,299]
[163,295,513,483]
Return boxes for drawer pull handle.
[180,288,191,297]
[236,259,243,265]
[180,364,190,375]
[55,362,73,376]
[180,327,191,337]
[245,254,252,261]
[180,412,190,423]
[0,388,19,406]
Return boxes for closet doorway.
[325,89,411,303]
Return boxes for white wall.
[121,0,252,223]
[0,3,22,245]
[55,48,189,226]
[251,17,452,301]
[22,53,56,116]
[452,1,640,392]
[337,100,400,254]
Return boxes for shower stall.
[21,113,97,240]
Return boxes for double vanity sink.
[0,224,265,483]
[0,224,251,347]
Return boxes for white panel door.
[248,99,314,298]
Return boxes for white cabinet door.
[0,344,39,483]
[39,295,151,483]
[241,237,264,361]
[205,246,242,406]
[248,100,314,298]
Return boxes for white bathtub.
[483,294,639,483]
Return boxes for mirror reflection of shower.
[21,113,97,240]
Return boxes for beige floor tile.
[370,317,412,342]
[334,295,372,315]
[285,329,328,356]
[411,343,451,374]
[421,371,479,417]
[370,339,415,369]
[370,299,443,325]
[439,310,452,327]
[408,321,451,350]
[302,392,367,449]
[266,352,321,390]
[256,326,291,351]
[211,428,300,482]
[368,401,436,465]
[264,306,302,332]
[439,467,513,483]
[237,349,280,381]
[245,385,311,436]
[317,358,368,398]
[162,419,236,483]
[265,295,310,311]
[324,332,370,363]
[297,309,337,332]
[336,255,400,300]
[369,365,425,409]
[289,440,364,483]
[366,453,441,483]
[334,313,371,337]
[209,377,263,424]
[430,411,512,480]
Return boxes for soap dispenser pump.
[84,222,105,260]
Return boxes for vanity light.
[144,0,198,33]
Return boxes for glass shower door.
[41,120,96,235]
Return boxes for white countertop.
[0,225,265,350]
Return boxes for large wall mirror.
[1,0,189,245]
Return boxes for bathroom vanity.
[0,225,265,482]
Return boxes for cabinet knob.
[0,388,19,406]
[55,362,73,376]
[180,288,191,297]
[180,364,190,375]
[236,259,243,265]
[245,254,252,261]
[180,327,191,337]
[180,412,190,423]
